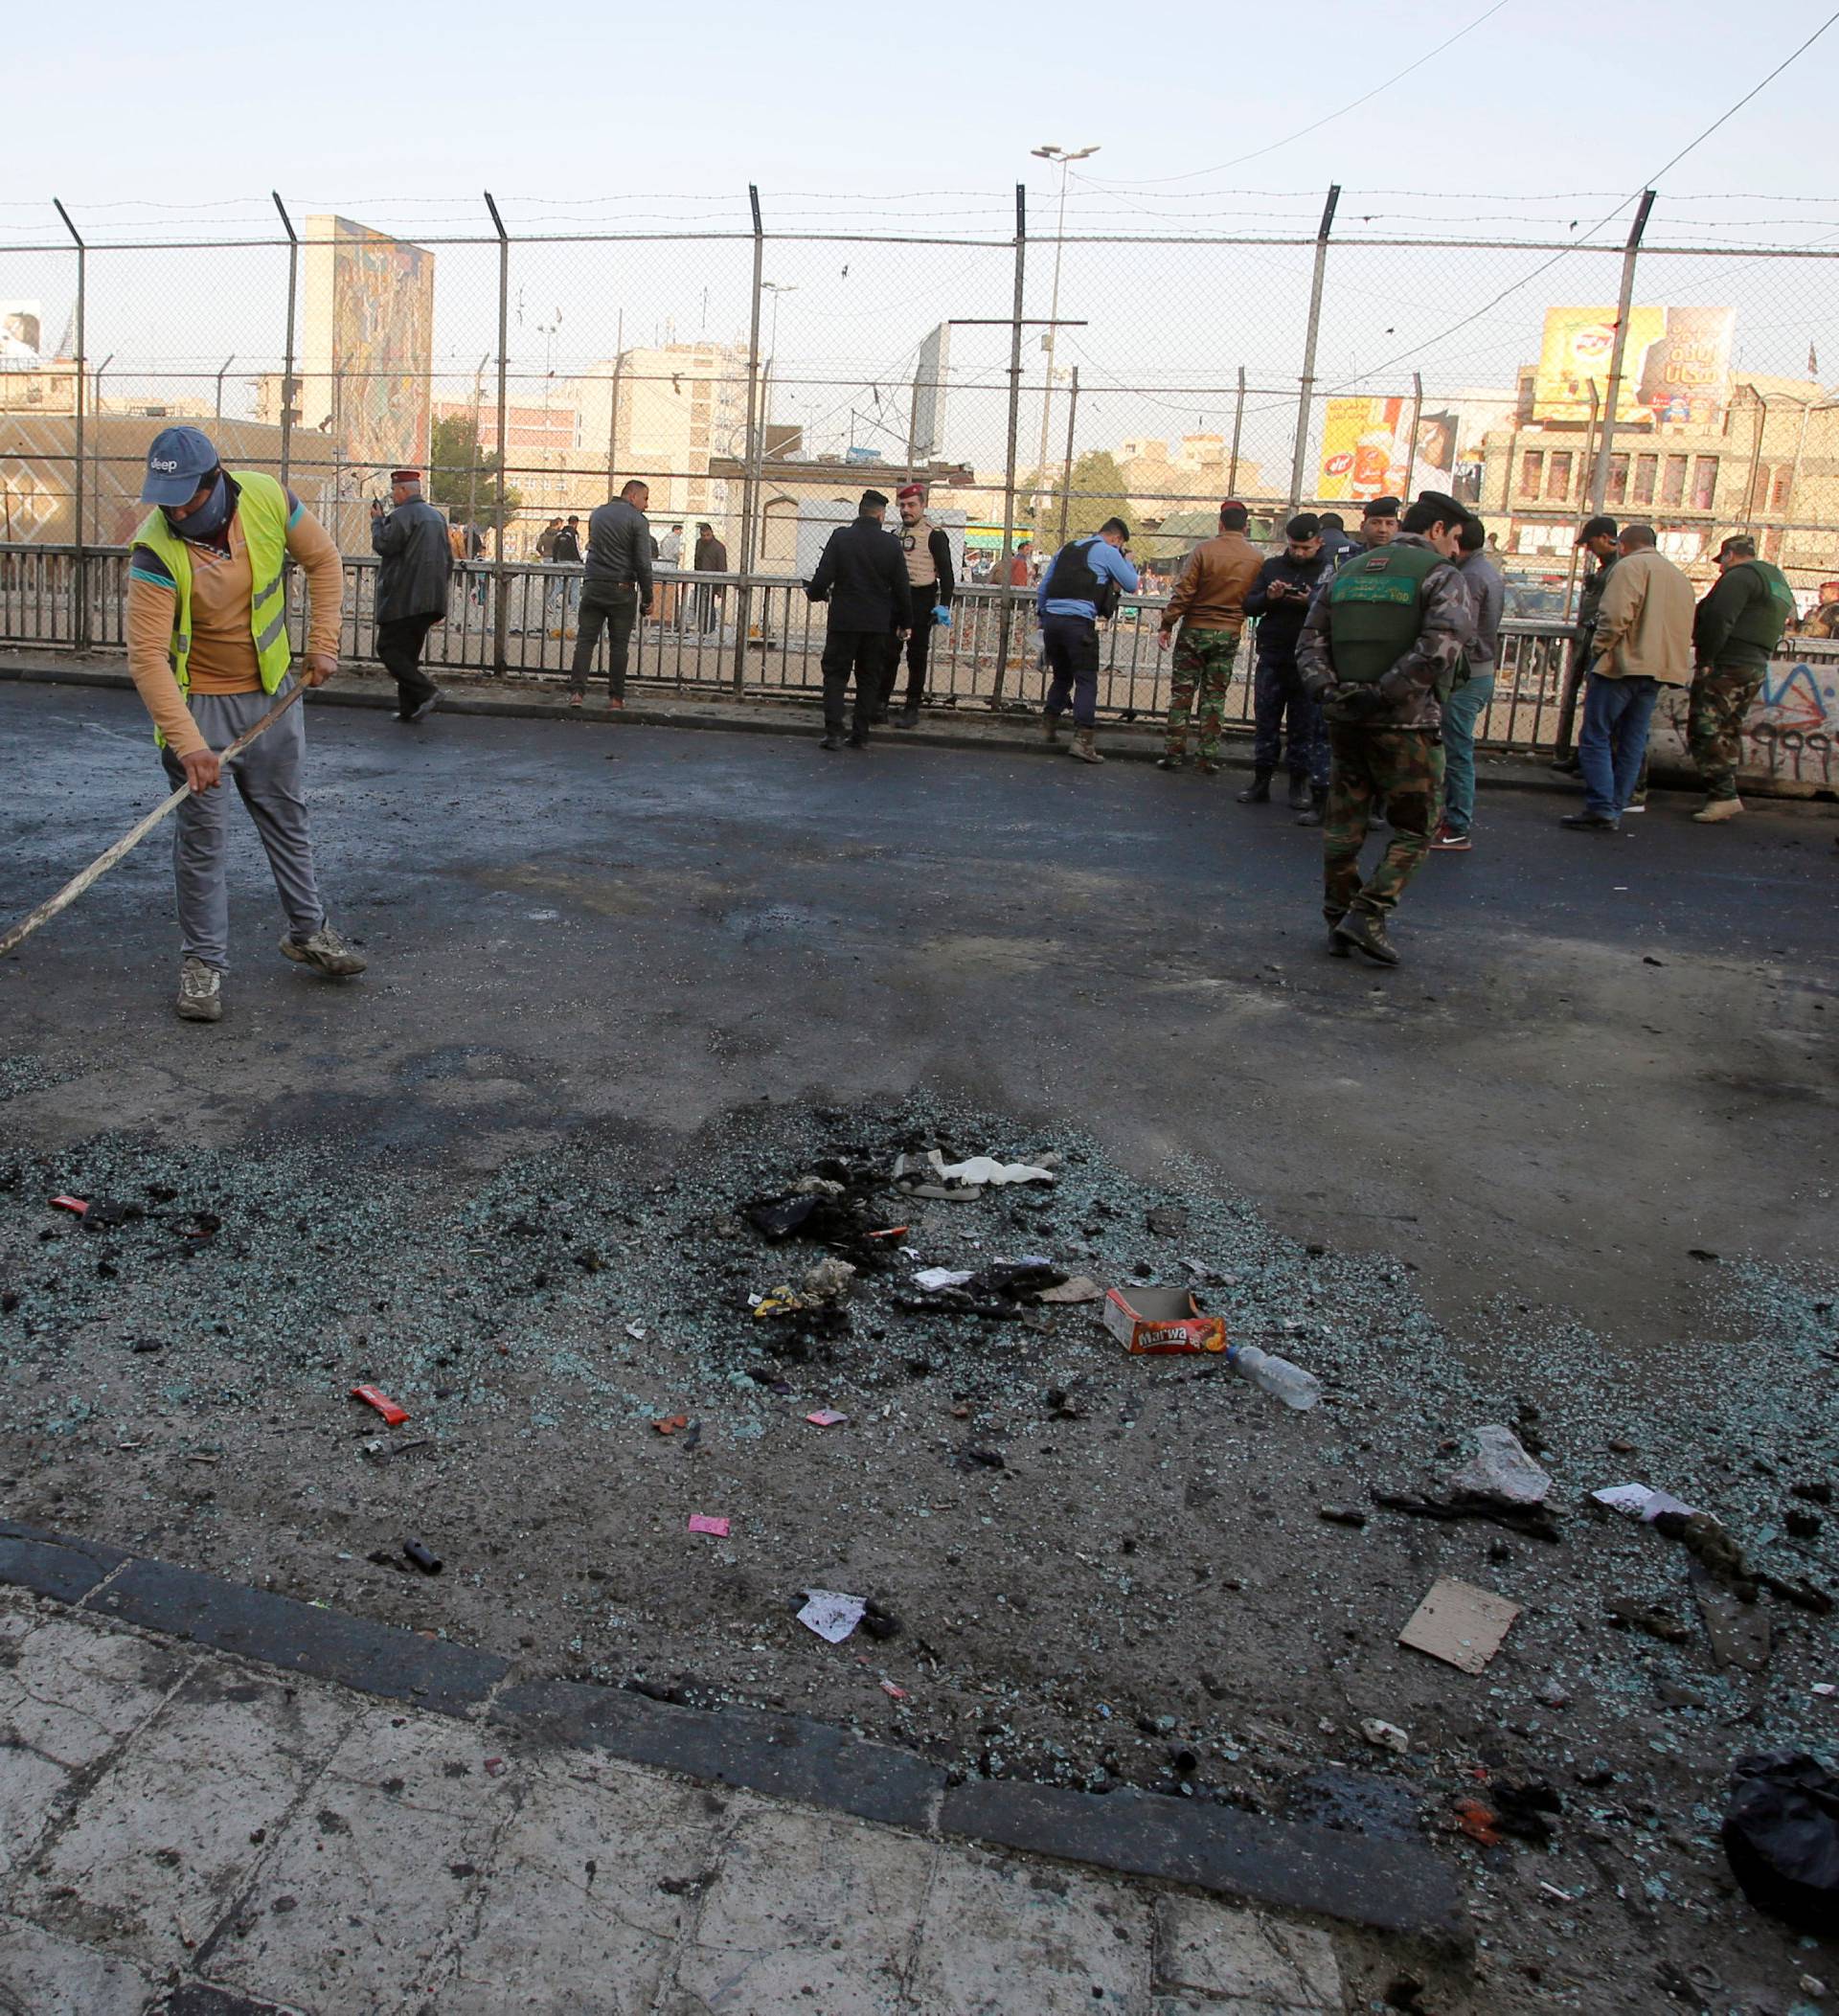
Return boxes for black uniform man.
[806,490,911,750]
[369,468,451,722]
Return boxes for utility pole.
[1029,144,1098,520]
[1587,191,1655,516]
[1287,184,1340,513]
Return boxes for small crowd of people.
[113,421,1806,1022]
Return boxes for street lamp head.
[1068,146,1101,161]
[1033,146,1060,159]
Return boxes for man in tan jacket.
[1155,501,1263,773]
[1560,521,1694,832]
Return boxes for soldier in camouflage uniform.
[1155,501,1262,775]
[1297,491,1474,966]
[1688,532,1795,822]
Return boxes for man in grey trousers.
[125,425,366,1023]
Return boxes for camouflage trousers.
[1322,725,1445,925]
[1164,626,1239,760]
[1688,663,1763,801]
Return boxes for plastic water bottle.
[1229,1344,1320,1412]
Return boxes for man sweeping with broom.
[126,426,366,1022]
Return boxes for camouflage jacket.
[1296,533,1474,732]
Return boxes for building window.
[1691,457,1717,511]
[1661,454,1689,507]
[1633,454,1657,505]
[1546,451,1574,501]
[1519,450,1544,500]
[1607,453,1629,506]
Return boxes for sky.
[4,0,1837,476]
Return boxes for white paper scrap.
[914,1267,973,1292]
[797,1589,867,1644]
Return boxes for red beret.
[1219,498,1247,514]
[390,468,421,485]
[896,483,925,502]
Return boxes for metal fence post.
[1404,373,1422,496]
[1056,365,1079,550]
[1287,184,1339,513]
[992,184,1027,704]
[734,185,765,695]
[1586,190,1654,515]
[90,354,112,548]
[486,192,511,672]
[273,193,298,490]
[1227,366,1246,499]
[53,199,85,648]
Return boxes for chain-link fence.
[4,184,1838,762]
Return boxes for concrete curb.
[0,1519,1468,1953]
[0,650,1577,797]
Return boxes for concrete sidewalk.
[0,1587,1381,2016]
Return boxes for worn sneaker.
[406,688,442,723]
[1331,910,1399,965]
[175,956,223,1023]
[1560,811,1619,831]
[282,925,367,978]
[1692,797,1743,824]
[1155,753,1186,771]
[1430,823,1471,851]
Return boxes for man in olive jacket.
[1689,532,1795,821]
[370,469,452,722]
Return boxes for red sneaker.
[1430,823,1471,851]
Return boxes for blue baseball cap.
[140,424,220,505]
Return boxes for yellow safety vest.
[132,471,294,725]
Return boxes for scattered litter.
[1606,1596,1691,1644]
[746,1196,821,1239]
[1102,1285,1227,1356]
[351,1385,410,1427]
[1319,1506,1368,1529]
[1722,1752,1839,1935]
[864,1225,908,1239]
[624,1322,647,1342]
[1146,1206,1188,1237]
[1450,1425,1552,1506]
[1374,1491,1561,1543]
[402,1539,443,1574]
[914,1267,974,1293]
[1038,1275,1102,1305]
[651,1414,690,1436]
[801,1257,856,1302]
[1360,1718,1410,1755]
[1229,1343,1320,1410]
[1694,1568,1773,1671]
[935,1153,1056,1189]
[805,1410,848,1428]
[1592,1482,1704,1522]
[49,1195,88,1216]
[880,1680,908,1700]
[688,1514,730,1537]
[1813,1684,1836,1699]
[798,1589,867,1643]
[1453,1798,1501,1846]
[1687,1247,1720,1262]
[751,1288,803,1319]
[483,1756,508,1778]
[1399,1578,1521,1674]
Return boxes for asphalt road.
[2,677,1834,1348]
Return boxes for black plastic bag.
[1722,1751,1839,1935]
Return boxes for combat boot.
[1069,728,1104,764]
[1324,914,1351,959]
[175,956,223,1022]
[1237,767,1272,804]
[1295,784,1327,828]
[1155,751,1186,771]
[1286,774,1313,812]
[1331,910,1399,965]
[1691,796,1743,823]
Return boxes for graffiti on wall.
[1744,651,1839,787]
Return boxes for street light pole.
[1029,143,1098,525]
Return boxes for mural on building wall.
[319,219,435,479]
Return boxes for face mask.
[165,471,230,542]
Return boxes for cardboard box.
[1101,1285,1227,1356]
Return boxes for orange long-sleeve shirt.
[125,486,343,758]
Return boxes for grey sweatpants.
[157,680,324,972]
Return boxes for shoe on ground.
[1155,753,1186,771]
[1560,810,1619,831]
[1623,800,1646,814]
[1430,823,1471,851]
[820,734,844,751]
[568,692,583,709]
[606,697,624,711]
[1692,796,1743,823]
[1327,931,1351,959]
[175,956,223,1023]
[897,708,920,728]
[867,711,889,727]
[1041,713,1061,742]
[1550,755,1581,775]
[282,925,367,978]
[1068,730,1104,765]
[1237,772,1272,805]
[1332,910,1399,965]
[1197,759,1219,777]
[406,688,441,723]
[847,731,870,748]
[1294,802,1324,828]
[1286,777,1313,811]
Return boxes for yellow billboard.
[1317,396,1458,503]
[1532,306,1733,427]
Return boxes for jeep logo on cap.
[150,457,179,471]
